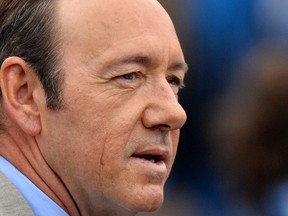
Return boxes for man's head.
[0,0,187,215]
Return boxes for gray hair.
[0,0,63,110]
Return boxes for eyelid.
[119,71,142,79]
[112,71,144,89]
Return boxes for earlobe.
[0,57,42,136]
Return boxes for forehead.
[57,1,177,41]
[58,1,173,30]
[56,0,184,66]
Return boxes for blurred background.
[139,0,288,215]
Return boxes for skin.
[0,0,187,215]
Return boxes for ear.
[0,57,43,136]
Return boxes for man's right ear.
[0,57,43,136]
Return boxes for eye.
[113,71,143,88]
[120,71,141,80]
[166,75,184,88]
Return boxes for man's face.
[37,0,187,214]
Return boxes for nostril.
[150,124,170,131]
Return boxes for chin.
[124,188,165,213]
[139,198,164,213]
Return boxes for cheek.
[76,110,138,176]
[96,123,136,176]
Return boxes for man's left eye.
[166,75,181,86]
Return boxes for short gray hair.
[0,0,63,109]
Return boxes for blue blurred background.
[140,0,288,215]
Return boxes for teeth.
[150,159,155,163]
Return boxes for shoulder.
[0,171,34,216]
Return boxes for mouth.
[130,148,170,179]
[131,149,168,165]
[131,154,164,164]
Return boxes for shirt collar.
[0,156,69,216]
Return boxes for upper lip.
[131,148,170,163]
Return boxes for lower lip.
[130,157,167,177]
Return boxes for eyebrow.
[168,62,189,74]
[109,55,153,67]
[108,54,189,74]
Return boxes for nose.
[142,81,187,131]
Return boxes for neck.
[0,127,80,216]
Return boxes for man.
[0,0,187,215]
